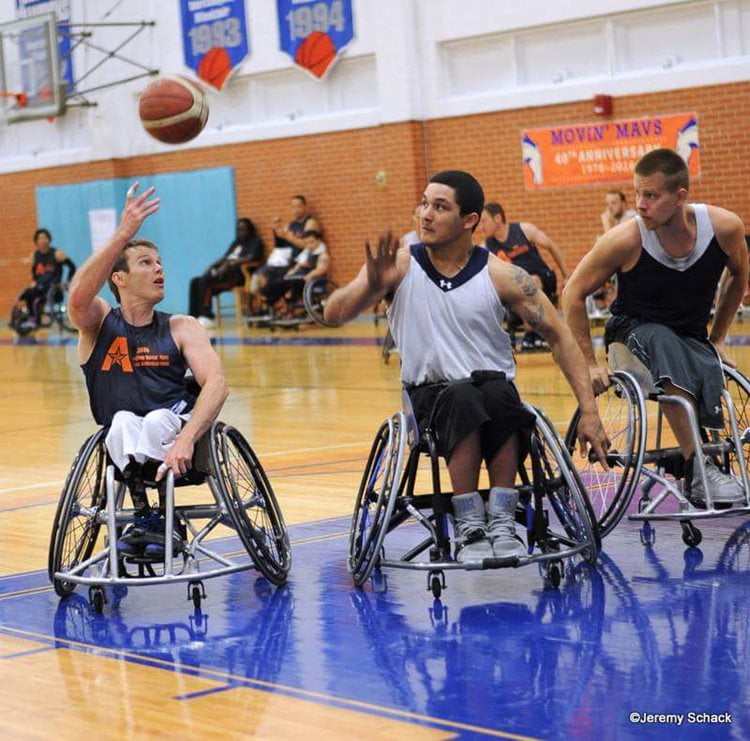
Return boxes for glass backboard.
[0,12,65,123]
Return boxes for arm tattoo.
[511,267,538,297]
[523,301,546,330]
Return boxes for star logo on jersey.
[101,336,133,372]
[439,279,453,291]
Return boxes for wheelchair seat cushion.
[605,317,725,429]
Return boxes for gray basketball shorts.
[607,318,724,429]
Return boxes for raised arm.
[158,316,229,479]
[709,209,749,366]
[561,223,635,394]
[323,232,407,326]
[68,184,160,333]
[521,222,569,280]
[491,258,609,466]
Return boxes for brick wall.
[2,79,748,315]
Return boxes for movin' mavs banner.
[521,113,700,190]
[15,0,74,93]
[277,0,354,79]
[180,0,249,90]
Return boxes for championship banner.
[15,0,74,93]
[277,0,354,79]
[521,113,700,190]
[180,0,249,90]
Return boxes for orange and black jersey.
[82,309,195,426]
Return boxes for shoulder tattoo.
[512,266,537,297]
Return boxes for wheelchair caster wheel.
[541,561,562,589]
[188,580,206,610]
[639,521,655,546]
[681,522,702,548]
[88,586,106,613]
[427,570,445,599]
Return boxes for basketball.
[295,31,337,78]
[198,46,233,90]
[138,76,209,144]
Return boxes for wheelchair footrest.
[481,555,521,569]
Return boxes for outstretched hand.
[119,182,160,241]
[364,231,400,293]
[576,409,611,470]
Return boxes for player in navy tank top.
[323,170,608,563]
[563,148,749,505]
[67,183,229,555]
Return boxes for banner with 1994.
[277,0,354,79]
[180,0,249,90]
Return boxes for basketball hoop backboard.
[0,13,64,123]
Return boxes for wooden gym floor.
[1,316,749,739]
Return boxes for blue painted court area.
[1,515,749,739]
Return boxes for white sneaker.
[688,458,744,506]
[197,316,216,329]
[487,487,526,558]
[451,491,493,564]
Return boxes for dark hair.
[291,194,307,205]
[606,190,627,202]
[236,217,257,239]
[428,170,484,224]
[302,229,321,239]
[34,228,52,243]
[483,201,506,223]
[107,239,159,303]
[634,148,689,192]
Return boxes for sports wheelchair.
[249,276,339,330]
[348,392,600,597]
[48,421,291,612]
[565,343,750,546]
[10,282,76,336]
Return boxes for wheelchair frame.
[249,276,338,330]
[10,281,76,337]
[48,421,291,612]
[565,358,750,546]
[348,399,600,597]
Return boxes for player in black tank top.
[14,228,75,327]
[480,203,570,350]
[563,148,749,505]
[67,183,229,551]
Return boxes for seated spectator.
[263,230,330,312]
[271,194,321,250]
[13,228,75,329]
[188,217,264,328]
[600,190,636,233]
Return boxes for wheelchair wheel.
[721,365,750,486]
[48,429,108,597]
[46,284,76,333]
[564,372,646,538]
[302,277,338,328]
[9,305,35,336]
[211,423,291,586]
[531,409,600,561]
[348,413,406,586]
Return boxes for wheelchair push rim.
[721,365,750,489]
[48,429,108,596]
[211,422,291,586]
[348,414,405,586]
[303,277,339,328]
[532,408,600,562]
[564,371,646,538]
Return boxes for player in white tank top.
[324,171,608,561]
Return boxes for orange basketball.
[295,31,337,78]
[198,46,233,90]
[138,76,209,145]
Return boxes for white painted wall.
[0,0,748,173]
